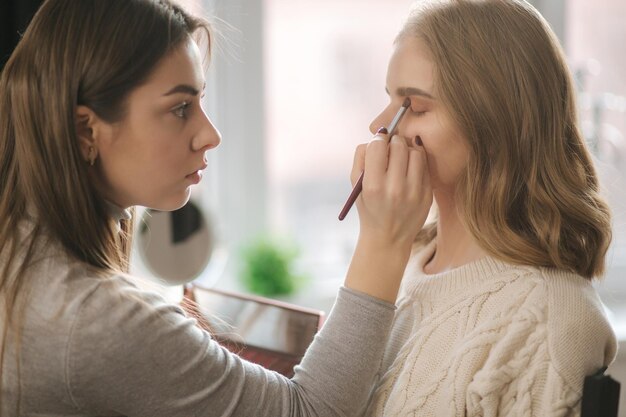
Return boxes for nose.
[369,104,414,147]
[193,108,222,152]
[369,105,395,135]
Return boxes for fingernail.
[415,136,423,146]
[376,127,388,135]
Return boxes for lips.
[188,163,207,177]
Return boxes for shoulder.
[65,272,207,407]
[463,267,615,406]
[495,266,615,364]
[69,272,192,346]
[537,268,617,384]
[525,267,615,352]
[23,235,194,350]
[491,266,616,386]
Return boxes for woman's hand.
[354,132,432,249]
[344,131,432,303]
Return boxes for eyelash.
[172,101,191,119]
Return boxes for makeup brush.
[338,97,411,221]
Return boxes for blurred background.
[2,0,625,411]
[165,0,626,310]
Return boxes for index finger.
[364,133,390,186]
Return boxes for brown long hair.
[403,0,611,279]
[0,0,211,412]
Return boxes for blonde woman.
[364,0,617,415]
[0,0,433,415]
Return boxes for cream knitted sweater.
[365,240,617,417]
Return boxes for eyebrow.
[163,82,206,97]
[386,86,435,99]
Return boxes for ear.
[75,105,101,161]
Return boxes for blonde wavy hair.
[403,0,611,279]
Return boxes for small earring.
[88,146,97,166]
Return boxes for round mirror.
[137,200,215,285]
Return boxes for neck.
[423,189,487,274]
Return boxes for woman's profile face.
[370,36,469,193]
[91,37,221,210]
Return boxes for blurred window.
[567,0,626,296]
[264,0,414,284]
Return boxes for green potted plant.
[239,237,304,297]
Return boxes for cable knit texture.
[365,240,617,417]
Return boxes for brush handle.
[338,170,364,220]
[338,99,410,221]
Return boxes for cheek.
[103,131,175,187]
[127,110,185,160]
[133,124,183,167]
[420,128,468,187]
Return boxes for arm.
[68,132,431,416]
[67,279,394,417]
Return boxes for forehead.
[387,37,435,92]
[137,37,205,96]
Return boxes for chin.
[147,190,191,212]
